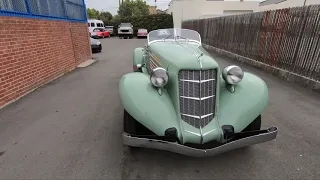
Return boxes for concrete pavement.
[0,38,320,179]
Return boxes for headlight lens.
[222,65,244,85]
[96,41,101,45]
[150,68,169,88]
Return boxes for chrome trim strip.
[181,113,213,119]
[179,79,216,83]
[184,130,201,136]
[180,96,200,100]
[202,129,216,136]
[123,127,278,157]
[201,95,215,100]
[200,113,213,118]
[181,113,200,119]
[180,95,214,100]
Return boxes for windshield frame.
[147,28,201,46]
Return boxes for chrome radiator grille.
[178,69,217,128]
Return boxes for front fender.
[119,73,181,138]
[133,48,144,66]
[219,72,269,132]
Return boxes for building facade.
[0,0,91,108]
[259,0,320,11]
[149,6,157,14]
[167,0,260,28]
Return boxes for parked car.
[91,28,110,39]
[105,26,114,36]
[90,37,102,52]
[118,23,133,39]
[119,28,278,157]
[88,19,104,33]
[137,28,148,38]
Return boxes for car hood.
[90,38,100,45]
[149,42,219,70]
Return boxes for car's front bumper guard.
[123,127,278,157]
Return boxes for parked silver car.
[118,23,133,39]
[105,26,114,36]
[90,37,102,52]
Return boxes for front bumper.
[91,44,102,51]
[123,127,278,157]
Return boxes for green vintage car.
[119,28,278,157]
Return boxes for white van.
[88,19,104,33]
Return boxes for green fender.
[219,72,269,132]
[133,48,144,66]
[119,72,181,138]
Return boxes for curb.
[77,59,98,68]
[203,44,320,93]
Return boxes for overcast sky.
[84,0,263,15]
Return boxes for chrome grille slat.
[178,69,217,129]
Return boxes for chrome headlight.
[222,65,244,85]
[150,68,169,88]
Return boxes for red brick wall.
[0,16,91,108]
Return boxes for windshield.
[93,28,103,32]
[138,29,147,32]
[120,23,132,27]
[147,28,201,45]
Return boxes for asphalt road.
[0,37,320,179]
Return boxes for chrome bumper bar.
[123,127,278,157]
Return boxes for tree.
[86,8,100,19]
[117,0,133,17]
[99,11,113,24]
[117,0,149,18]
[132,0,149,17]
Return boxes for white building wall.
[167,0,259,28]
[259,0,320,11]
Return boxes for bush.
[107,14,174,36]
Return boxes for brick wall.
[0,16,91,108]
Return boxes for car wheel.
[243,115,261,131]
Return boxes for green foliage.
[86,8,114,24]
[109,14,174,36]
[86,8,100,19]
[132,0,149,17]
[99,11,113,23]
[118,0,149,18]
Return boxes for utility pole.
[303,0,306,6]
